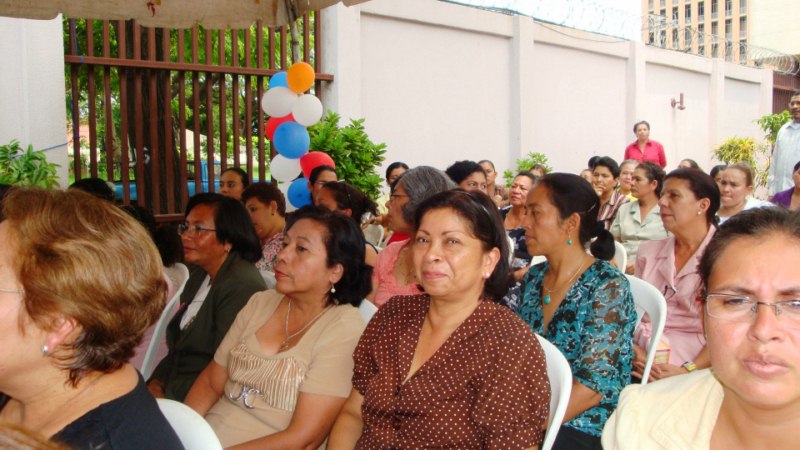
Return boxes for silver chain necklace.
[279,299,330,351]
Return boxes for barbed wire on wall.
[440,0,800,76]
[643,14,799,76]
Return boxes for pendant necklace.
[542,256,587,305]
[279,299,331,352]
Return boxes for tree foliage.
[308,111,386,200]
[0,140,61,188]
[502,152,552,187]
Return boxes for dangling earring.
[330,284,336,294]
[41,344,49,356]
[567,238,572,246]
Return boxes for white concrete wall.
[0,16,69,185]
[322,0,773,180]
[750,0,800,57]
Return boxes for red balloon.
[265,113,295,140]
[300,151,335,178]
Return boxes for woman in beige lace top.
[184,206,373,449]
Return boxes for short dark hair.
[699,206,792,290]
[636,162,666,197]
[319,181,378,224]
[633,120,650,133]
[664,168,721,226]
[185,193,262,262]
[537,173,615,260]
[477,160,495,170]
[514,171,538,184]
[309,165,337,184]
[284,205,373,306]
[242,182,287,217]
[594,156,621,178]
[587,156,600,169]
[445,160,487,185]
[385,162,409,180]
[709,164,727,180]
[68,178,115,202]
[221,167,250,189]
[414,190,513,301]
[680,158,700,169]
[391,166,456,226]
[794,160,800,173]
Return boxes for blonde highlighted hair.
[2,188,166,385]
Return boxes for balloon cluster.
[262,62,334,211]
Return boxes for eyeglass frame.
[702,292,800,329]
[0,287,23,295]
[177,223,217,236]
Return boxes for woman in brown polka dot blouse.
[329,190,551,449]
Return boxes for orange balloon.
[287,62,315,94]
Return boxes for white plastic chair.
[140,263,190,380]
[157,398,222,450]
[535,334,573,450]
[260,269,276,289]
[363,223,385,249]
[358,299,378,324]
[625,274,667,385]
[613,241,627,272]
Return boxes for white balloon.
[292,94,324,127]
[277,181,297,213]
[261,87,298,117]
[270,154,302,183]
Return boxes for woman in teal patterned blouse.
[515,173,637,450]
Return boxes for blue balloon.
[287,178,312,208]
[273,121,310,159]
[270,72,288,88]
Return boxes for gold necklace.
[542,256,587,305]
[279,299,330,351]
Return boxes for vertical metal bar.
[232,30,240,168]
[133,21,146,206]
[148,26,161,213]
[192,25,202,194]
[163,28,175,214]
[205,28,215,193]
[69,20,82,181]
[178,29,188,206]
[218,30,228,172]
[118,20,131,203]
[256,22,266,182]
[87,20,99,178]
[244,28,253,178]
[102,21,115,182]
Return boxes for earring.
[330,284,336,294]
[567,238,572,246]
[484,272,491,279]
[696,211,702,216]
[41,344,49,356]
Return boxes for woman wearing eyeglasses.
[148,193,266,402]
[604,206,800,449]
[632,168,720,381]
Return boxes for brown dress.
[353,294,550,449]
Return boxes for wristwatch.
[682,360,697,372]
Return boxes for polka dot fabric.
[352,294,550,449]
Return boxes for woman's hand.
[184,361,228,416]
[650,363,688,380]
[630,344,649,381]
[328,389,365,449]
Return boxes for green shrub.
[713,136,768,187]
[0,140,60,188]
[308,111,386,200]
[502,152,552,187]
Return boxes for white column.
[320,4,363,123]
[510,14,535,159]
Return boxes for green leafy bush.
[502,152,552,187]
[0,140,60,188]
[713,136,768,187]
[756,110,791,145]
[308,111,387,200]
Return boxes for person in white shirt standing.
[768,91,800,198]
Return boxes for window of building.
[739,17,747,37]
[672,6,678,21]
[739,45,747,62]
[740,0,747,13]
[711,0,718,19]
[712,22,718,36]
[698,1,705,20]
[685,4,691,21]
[648,0,654,12]
[725,18,732,40]
[725,0,732,17]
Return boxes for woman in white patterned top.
[184,206,372,449]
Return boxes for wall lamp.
[671,93,686,110]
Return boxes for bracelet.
[682,360,697,372]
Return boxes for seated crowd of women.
[0,151,795,450]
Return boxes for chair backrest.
[157,398,222,450]
[535,334,573,450]
[358,299,378,324]
[625,274,667,384]
[140,263,190,380]
[363,223,385,249]
[260,269,276,289]
[613,241,627,272]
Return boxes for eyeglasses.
[704,293,800,329]
[389,194,409,200]
[177,223,217,236]
[0,287,23,295]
